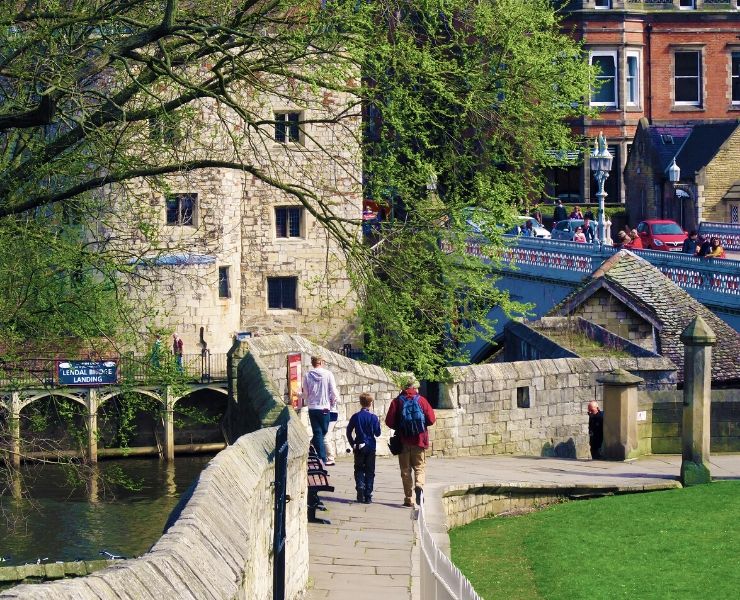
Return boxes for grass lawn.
[449,482,740,600]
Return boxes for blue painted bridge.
[466,236,740,360]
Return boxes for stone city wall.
[0,419,310,600]
[230,334,403,456]
[433,356,676,459]
[226,335,679,460]
[637,389,740,454]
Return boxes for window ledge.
[274,237,307,242]
[671,105,705,112]
[729,105,740,112]
[624,106,643,113]
[267,308,299,313]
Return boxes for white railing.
[418,496,482,600]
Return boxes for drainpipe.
[646,23,653,123]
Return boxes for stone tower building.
[103,82,362,355]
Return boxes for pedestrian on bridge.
[553,200,568,223]
[302,355,340,464]
[385,377,436,508]
[173,334,184,371]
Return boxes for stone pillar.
[9,392,22,469]
[599,369,643,461]
[163,386,175,462]
[680,316,715,486]
[86,389,99,464]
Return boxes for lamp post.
[666,157,693,228]
[589,132,613,246]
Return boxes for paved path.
[305,454,740,600]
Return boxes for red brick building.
[547,0,740,209]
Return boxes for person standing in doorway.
[173,333,184,371]
[385,377,436,507]
[302,355,340,464]
[587,401,604,460]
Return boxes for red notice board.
[287,353,302,408]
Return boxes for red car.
[635,220,686,251]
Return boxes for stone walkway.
[305,454,740,600]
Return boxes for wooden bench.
[307,446,334,525]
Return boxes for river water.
[0,454,213,566]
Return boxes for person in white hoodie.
[302,355,340,464]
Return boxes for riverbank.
[0,455,213,567]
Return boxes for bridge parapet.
[482,237,740,312]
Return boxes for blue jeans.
[308,409,330,462]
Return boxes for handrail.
[418,492,482,600]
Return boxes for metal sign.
[57,360,117,386]
[287,353,302,408]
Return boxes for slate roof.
[552,250,740,384]
[674,122,739,178]
[646,122,738,177]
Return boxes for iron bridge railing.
[0,352,228,389]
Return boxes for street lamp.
[666,157,692,227]
[589,132,613,246]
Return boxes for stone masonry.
[106,78,361,356]
[0,418,311,600]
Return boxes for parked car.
[635,220,686,251]
[551,219,596,242]
[506,216,552,239]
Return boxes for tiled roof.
[645,122,738,176]
[555,250,740,383]
[674,122,738,178]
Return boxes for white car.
[507,216,551,239]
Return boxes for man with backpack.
[385,376,436,507]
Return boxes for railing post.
[86,388,99,464]
[9,391,21,469]
[272,423,288,600]
[163,386,175,462]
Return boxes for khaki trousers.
[398,445,426,501]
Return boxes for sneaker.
[402,498,413,507]
[363,496,372,504]
[324,459,335,466]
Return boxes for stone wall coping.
[243,334,401,385]
[447,355,676,382]
[422,478,682,558]
[0,419,310,600]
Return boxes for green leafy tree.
[0,0,592,378]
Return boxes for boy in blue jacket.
[346,393,381,504]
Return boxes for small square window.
[275,112,301,144]
[594,0,611,8]
[268,277,297,310]
[516,386,531,409]
[679,0,695,9]
[218,266,230,298]
[166,193,196,226]
[275,206,303,238]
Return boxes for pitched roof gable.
[552,250,740,383]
